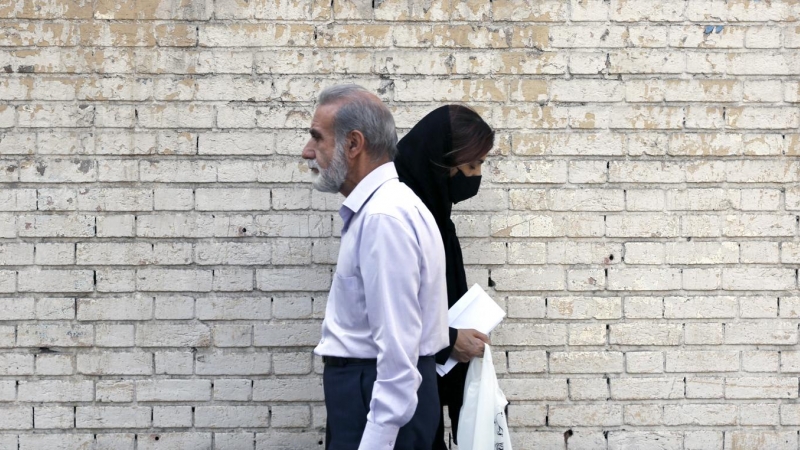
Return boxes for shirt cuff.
[358,421,400,450]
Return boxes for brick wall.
[1,0,800,448]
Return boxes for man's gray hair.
[317,84,398,161]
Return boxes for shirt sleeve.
[357,213,424,450]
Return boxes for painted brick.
[1,2,799,443]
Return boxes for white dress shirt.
[314,162,449,450]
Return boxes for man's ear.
[345,130,366,159]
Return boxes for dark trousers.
[324,356,439,450]
[432,361,469,450]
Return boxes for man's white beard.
[310,141,348,193]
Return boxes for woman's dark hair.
[444,105,494,168]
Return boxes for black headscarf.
[394,105,470,443]
[395,105,467,353]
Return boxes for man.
[303,84,448,450]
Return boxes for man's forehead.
[310,103,338,131]
[312,102,338,119]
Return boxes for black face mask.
[448,169,481,204]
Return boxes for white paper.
[436,284,505,376]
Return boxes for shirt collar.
[339,162,398,227]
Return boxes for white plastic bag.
[457,344,513,450]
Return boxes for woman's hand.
[452,329,491,363]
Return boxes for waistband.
[323,355,435,367]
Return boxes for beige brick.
[395,79,506,102]
[610,377,683,400]
[506,297,546,319]
[744,80,783,103]
[726,322,797,345]
[492,0,566,21]
[550,26,628,48]
[609,106,684,129]
[507,351,547,374]
[666,188,731,210]
[610,432,683,449]
[546,297,621,319]
[727,431,798,450]
[550,351,623,373]
[632,25,669,46]
[549,404,622,426]
[156,24,197,47]
[668,133,743,156]
[17,324,93,347]
[550,79,623,102]
[727,160,800,183]
[684,105,723,129]
[626,189,665,211]
[489,160,567,184]
[727,52,799,75]
[743,351,779,372]
[606,214,680,237]
[316,24,392,48]
[433,25,511,49]
[736,189,781,211]
[625,351,664,373]
[746,26,782,48]
[724,214,796,237]
[547,241,620,265]
[625,80,665,102]
[727,107,800,129]
[568,160,607,184]
[739,296,778,319]
[685,377,724,400]
[609,50,685,74]
[726,377,798,399]
[497,105,568,129]
[610,323,682,345]
[493,323,566,346]
[568,51,608,74]
[740,403,779,426]
[665,242,739,264]
[623,405,663,426]
[491,267,564,290]
[684,268,719,291]
[499,378,567,401]
[201,24,313,47]
[668,25,745,48]
[569,323,607,345]
[609,0,685,21]
[665,404,737,426]
[624,297,663,319]
[664,296,737,318]
[723,268,795,290]
[666,351,739,372]
[514,132,625,156]
[666,79,742,102]
[494,51,567,74]
[685,323,724,345]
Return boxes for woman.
[394,104,495,450]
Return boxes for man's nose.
[301,143,314,160]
